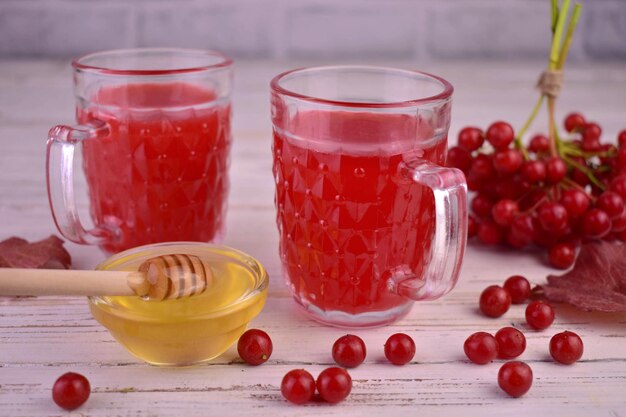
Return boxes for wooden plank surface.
[0,59,625,416]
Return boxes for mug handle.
[387,159,468,301]
[46,121,117,245]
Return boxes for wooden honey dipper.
[0,254,212,301]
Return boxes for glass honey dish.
[88,242,268,366]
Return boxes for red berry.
[503,275,531,304]
[582,122,602,142]
[237,329,273,365]
[617,147,626,166]
[471,194,493,218]
[548,243,576,269]
[492,199,519,227]
[520,160,546,183]
[52,372,91,411]
[560,189,590,218]
[495,327,527,359]
[528,134,550,153]
[618,130,626,148]
[610,175,626,200]
[525,301,555,330]
[486,121,515,150]
[479,285,511,318]
[545,157,567,184]
[612,210,626,233]
[498,361,533,398]
[507,214,535,249]
[447,146,473,173]
[550,331,584,365]
[316,367,352,403]
[468,214,479,238]
[493,149,523,174]
[384,333,416,365]
[596,191,625,219]
[281,369,316,404]
[463,332,498,364]
[470,154,495,180]
[563,112,586,133]
[581,208,612,239]
[538,202,569,232]
[458,126,484,151]
[332,334,366,368]
[477,220,504,245]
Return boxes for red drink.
[273,110,446,316]
[78,82,231,253]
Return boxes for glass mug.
[271,66,467,327]
[46,48,233,254]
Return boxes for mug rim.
[270,65,453,109]
[72,47,233,76]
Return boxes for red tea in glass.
[271,66,467,327]
[47,49,233,253]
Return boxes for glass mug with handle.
[46,48,233,254]
[271,66,467,327]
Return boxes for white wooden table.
[1,59,625,417]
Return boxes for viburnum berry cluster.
[449,119,626,269]
[446,0,626,269]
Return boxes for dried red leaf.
[544,241,626,312]
[0,235,71,269]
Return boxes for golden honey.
[89,243,268,366]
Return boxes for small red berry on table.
[237,329,273,365]
[479,285,511,318]
[281,369,316,404]
[498,361,533,398]
[463,332,498,365]
[52,372,91,411]
[384,333,416,365]
[503,275,531,304]
[316,367,352,403]
[332,334,367,368]
[550,331,584,364]
[495,327,526,359]
[525,301,555,330]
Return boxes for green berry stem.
[561,154,605,190]
[557,4,582,69]
[515,95,543,160]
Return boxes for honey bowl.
[88,242,268,366]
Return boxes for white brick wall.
[0,0,624,60]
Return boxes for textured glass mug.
[271,66,467,327]
[46,48,233,254]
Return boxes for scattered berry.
[316,367,352,403]
[503,275,531,304]
[550,331,584,364]
[479,285,511,318]
[281,369,316,404]
[464,332,498,364]
[237,329,273,365]
[332,334,367,368]
[525,301,555,330]
[384,333,416,365]
[498,361,533,398]
[495,327,526,359]
[52,372,91,411]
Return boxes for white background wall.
[0,0,624,61]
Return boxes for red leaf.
[0,235,71,269]
[544,241,626,312]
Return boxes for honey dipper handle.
[0,268,145,297]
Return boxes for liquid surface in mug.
[273,110,446,315]
[79,82,231,253]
